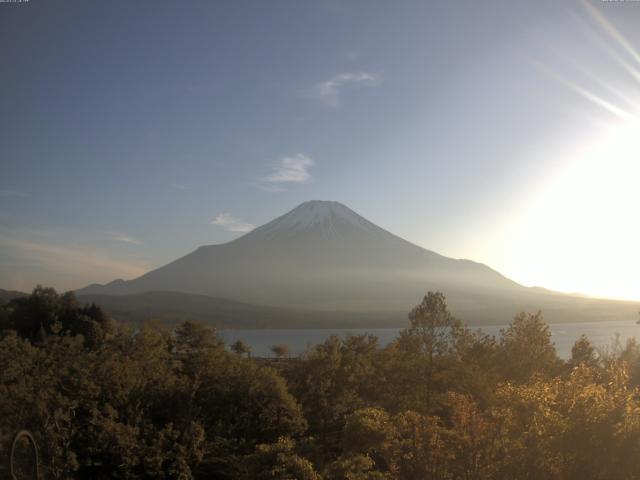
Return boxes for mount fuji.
[77,201,639,326]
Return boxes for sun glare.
[505,118,640,301]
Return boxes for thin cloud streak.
[210,213,255,233]
[110,231,143,245]
[314,72,381,107]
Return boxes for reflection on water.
[220,320,640,359]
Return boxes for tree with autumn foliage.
[3,288,640,479]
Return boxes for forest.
[2,287,640,479]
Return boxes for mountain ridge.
[76,200,639,325]
[77,200,522,306]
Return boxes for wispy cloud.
[262,154,314,190]
[314,72,381,107]
[210,213,255,233]
[0,189,29,198]
[109,231,143,245]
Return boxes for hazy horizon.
[2,0,640,302]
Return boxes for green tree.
[286,335,380,463]
[390,411,449,480]
[326,407,394,479]
[187,348,307,478]
[499,311,562,383]
[270,343,290,359]
[243,437,321,480]
[6,286,113,348]
[174,320,222,354]
[231,339,252,358]
[397,291,460,411]
[569,334,598,370]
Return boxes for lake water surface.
[220,320,640,359]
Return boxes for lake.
[220,320,640,359]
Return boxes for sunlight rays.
[581,0,640,67]
[572,11,640,83]
[541,40,640,111]
[529,1,640,121]
[527,57,635,120]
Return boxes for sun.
[504,118,640,301]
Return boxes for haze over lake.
[221,320,640,359]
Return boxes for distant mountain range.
[71,200,639,327]
[0,288,28,305]
[75,291,408,329]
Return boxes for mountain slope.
[77,200,640,324]
[76,291,409,328]
[78,201,521,310]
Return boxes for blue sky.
[2,0,640,300]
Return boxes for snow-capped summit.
[244,200,383,241]
[272,200,371,230]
